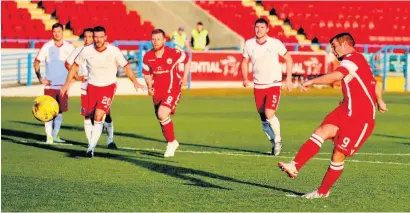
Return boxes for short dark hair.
[82,28,93,36]
[254,18,269,27]
[152,29,165,37]
[93,26,106,34]
[197,22,203,26]
[329,32,355,47]
[52,23,64,30]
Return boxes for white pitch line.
[127,147,410,166]
[13,140,410,166]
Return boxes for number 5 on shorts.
[272,95,278,104]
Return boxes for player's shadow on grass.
[2,131,303,195]
[373,133,410,140]
[12,121,268,155]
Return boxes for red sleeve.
[335,66,349,77]
[142,55,151,75]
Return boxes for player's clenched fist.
[377,100,388,113]
[242,79,250,87]
[148,88,154,96]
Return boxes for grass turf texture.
[2,88,410,212]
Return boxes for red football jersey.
[335,52,377,120]
[143,46,189,95]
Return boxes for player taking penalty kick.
[278,33,388,198]
[143,29,190,157]
[61,26,146,157]
[241,18,293,156]
[65,28,117,149]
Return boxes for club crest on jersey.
[167,58,173,64]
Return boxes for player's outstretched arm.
[123,64,146,92]
[283,52,293,91]
[375,83,388,113]
[241,57,250,87]
[60,63,79,96]
[301,71,344,91]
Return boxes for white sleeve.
[66,47,82,66]
[114,47,128,67]
[35,44,48,62]
[275,39,288,56]
[74,49,84,65]
[242,42,249,58]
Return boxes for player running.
[65,28,117,149]
[33,23,75,144]
[60,26,146,157]
[241,18,293,156]
[142,29,190,157]
[278,32,388,198]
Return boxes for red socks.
[160,117,175,142]
[317,161,344,194]
[294,134,324,171]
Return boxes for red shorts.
[254,86,281,112]
[44,88,68,112]
[80,81,111,116]
[83,83,116,116]
[153,90,182,115]
[322,106,375,156]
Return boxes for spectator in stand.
[170,26,191,51]
[190,22,210,51]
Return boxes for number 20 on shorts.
[102,96,112,107]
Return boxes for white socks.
[52,113,63,138]
[87,121,104,152]
[103,121,114,144]
[84,119,92,143]
[267,116,281,143]
[45,120,53,138]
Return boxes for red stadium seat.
[258,1,410,45]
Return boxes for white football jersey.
[75,44,128,86]
[243,37,287,88]
[66,45,89,78]
[35,40,75,89]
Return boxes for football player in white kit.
[34,23,75,144]
[61,26,146,157]
[65,28,117,149]
[241,18,293,156]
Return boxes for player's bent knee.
[94,109,106,122]
[157,107,171,121]
[265,109,276,120]
[332,150,346,162]
[313,124,338,141]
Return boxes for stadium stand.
[259,1,410,46]
[1,0,409,52]
[195,0,318,51]
[1,0,155,48]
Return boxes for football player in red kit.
[278,32,388,198]
[143,29,190,157]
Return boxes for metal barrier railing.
[2,39,409,91]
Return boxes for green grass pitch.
[2,89,410,212]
